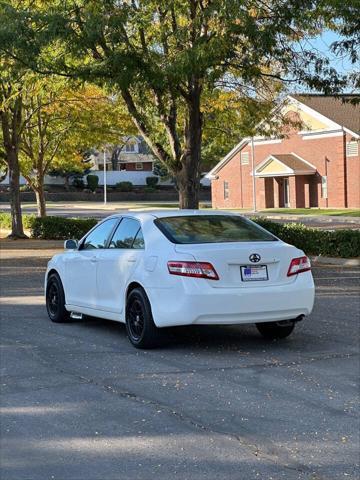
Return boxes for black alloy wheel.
[46,273,70,323]
[127,298,145,341]
[125,288,163,349]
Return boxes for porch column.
[289,176,296,208]
[304,180,310,208]
[264,177,275,208]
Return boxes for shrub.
[0,212,36,230]
[115,181,133,192]
[251,218,360,258]
[31,216,98,240]
[146,176,159,188]
[87,174,99,192]
[72,177,85,189]
[144,186,157,193]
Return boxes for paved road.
[0,245,359,479]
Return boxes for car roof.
[107,209,241,221]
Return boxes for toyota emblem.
[249,253,261,263]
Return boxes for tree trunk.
[177,165,200,209]
[34,184,46,217]
[177,83,202,209]
[8,149,27,238]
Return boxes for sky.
[310,31,356,74]
[290,30,358,94]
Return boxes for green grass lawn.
[259,208,360,217]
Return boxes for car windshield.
[154,215,277,244]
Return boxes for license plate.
[241,265,268,282]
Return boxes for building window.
[135,162,143,170]
[321,176,328,199]
[125,142,136,153]
[346,141,358,157]
[224,181,229,199]
[241,151,249,165]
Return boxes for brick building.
[208,95,359,209]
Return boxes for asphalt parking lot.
[0,244,359,480]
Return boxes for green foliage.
[86,174,99,192]
[0,212,35,230]
[144,186,157,193]
[146,176,159,188]
[115,181,133,192]
[252,219,360,258]
[72,177,85,189]
[2,0,354,208]
[31,217,98,240]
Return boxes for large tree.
[0,65,27,237]
[1,0,355,208]
[19,81,134,216]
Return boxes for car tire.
[46,273,71,323]
[126,288,163,349]
[256,320,295,339]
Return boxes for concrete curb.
[310,255,360,267]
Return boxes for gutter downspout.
[251,137,257,212]
[342,129,348,208]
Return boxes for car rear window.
[154,215,277,244]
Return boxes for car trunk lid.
[174,241,299,288]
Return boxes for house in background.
[207,94,360,209]
[90,136,155,172]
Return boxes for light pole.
[251,136,257,212]
[103,148,107,205]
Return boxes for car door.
[63,218,119,309]
[96,217,145,316]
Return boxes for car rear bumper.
[147,272,315,327]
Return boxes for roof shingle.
[292,94,360,135]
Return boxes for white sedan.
[45,211,315,348]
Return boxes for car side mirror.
[64,239,78,250]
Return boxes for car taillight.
[287,256,311,276]
[167,261,219,280]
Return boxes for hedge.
[0,212,36,230]
[0,212,359,257]
[0,213,97,240]
[251,218,360,258]
[31,217,98,239]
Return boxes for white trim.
[302,130,344,140]
[343,127,360,139]
[298,127,342,135]
[255,155,292,174]
[254,171,316,178]
[253,138,282,145]
[254,153,316,178]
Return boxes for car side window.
[109,218,144,249]
[82,218,118,250]
[132,228,145,249]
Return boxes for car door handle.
[90,256,97,263]
[127,256,137,263]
